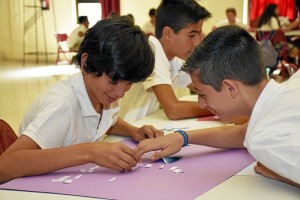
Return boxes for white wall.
[0,0,76,61]
[0,0,247,62]
[120,0,246,35]
[120,0,161,28]
[200,0,245,33]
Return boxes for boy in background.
[119,0,212,123]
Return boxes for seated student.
[135,25,300,187]
[67,16,89,52]
[257,4,299,59]
[0,17,163,184]
[119,0,213,124]
[212,7,248,31]
[107,11,120,19]
[142,8,156,36]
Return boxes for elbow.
[163,106,182,120]
[0,158,15,184]
[0,168,12,185]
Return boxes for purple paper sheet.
[0,140,255,200]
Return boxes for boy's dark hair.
[78,16,88,24]
[75,16,155,83]
[149,8,156,17]
[155,0,211,39]
[183,25,266,91]
[296,0,300,11]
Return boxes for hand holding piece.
[91,142,139,172]
[135,133,184,161]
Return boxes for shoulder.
[216,19,229,27]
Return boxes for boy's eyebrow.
[194,87,202,92]
[188,30,200,34]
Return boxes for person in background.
[258,4,299,31]
[0,17,163,184]
[119,0,214,124]
[126,13,135,24]
[142,8,156,36]
[107,11,120,19]
[212,7,249,31]
[257,3,299,59]
[135,25,300,188]
[296,0,300,16]
[67,16,89,52]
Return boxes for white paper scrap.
[74,175,82,179]
[52,176,71,182]
[145,164,153,168]
[88,169,95,173]
[108,177,117,182]
[159,165,165,169]
[63,179,73,184]
[173,169,184,173]
[89,166,100,170]
[169,166,178,171]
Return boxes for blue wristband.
[175,129,189,147]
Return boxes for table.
[285,30,300,37]
[0,96,299,199]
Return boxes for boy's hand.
[131,125,164,142]
[135,133,183,161]
[91,142,139,171]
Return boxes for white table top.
[1,95,299,199]
[285,30,300,37]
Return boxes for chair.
[0,119,17,155]
[256,29,288,62]
[54,33,77,65]
[256,30,291,80]
[273,60,299,81]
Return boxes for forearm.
[0,143,91,184]
[153,84,211,120]
[187,124,246,149]
[285,20,299,31]
[162,101,211,120]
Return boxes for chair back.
[54,32,77,65]
[0,119,17,155]
[256,29,288,60]
[54,33,68,42]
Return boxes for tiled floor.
[0,59,79,133]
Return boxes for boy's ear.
[81,53,88,74]
[222,79,238,98]
[162,26,173,40]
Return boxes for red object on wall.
[100,0,120,19]
[41,0,50,10]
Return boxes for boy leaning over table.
[136,25,300,188]
[118,0,213,123]
[0,16,163,184]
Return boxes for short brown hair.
[226,8,236,16]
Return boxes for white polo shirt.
[215,18,248,30]
[244,70,300,184]
[19,72,119,149]
[119,36,191,123]
[67,24,88,49]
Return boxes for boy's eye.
[109,80,118,85]
[198,94,205,98]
